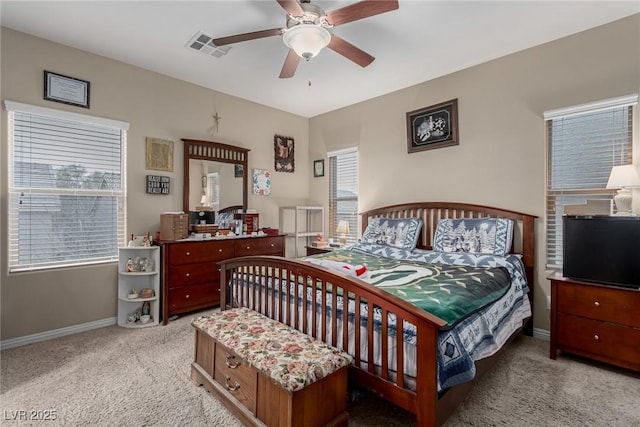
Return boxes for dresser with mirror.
[159,139,285,324]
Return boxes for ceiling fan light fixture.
[283,25,330,61]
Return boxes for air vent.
[186,31,231,58]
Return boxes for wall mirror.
[182,139,249,221]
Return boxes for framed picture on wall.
[274,134,294,173]
[43,70,90,109]
[406,98,458,153]
[234,164,243,178]
[314,159,324,177]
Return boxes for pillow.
[433,218,514,256]
[361,217,423,250]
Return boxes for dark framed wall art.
[274,134,294,172]
[406,98,458,153]
[314,159,324,177]
[43,70,90,108]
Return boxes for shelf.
[119,271,158,276]
[117,245,161,327]
[118,296,158,303]
[279,206,325,258]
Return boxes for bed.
[218,202,536,426]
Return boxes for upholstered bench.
[191,307,353,427]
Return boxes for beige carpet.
[1,311,638,426]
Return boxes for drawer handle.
[185,294,190,299]
[224,375,240,392]
[218,248,223,252]
[185,273,190,277]
[270,244,274,247]
[594,301,600,307]
[594,335,599,341]
[225,354,239,369]
[186,251,191,256]
[246,246,250,250]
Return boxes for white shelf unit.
[279,206,324,257]
[117,246,160,328]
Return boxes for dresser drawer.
[234,236,284,257]
[557,312,640,370]
[557,282,640,327]
[214,343,257,414]
[168,241,234,265]
[167,262,219,287]
[169,283,219,312]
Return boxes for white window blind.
[328,148,358,243]
[545,95,636,269]
[5,101,129,272]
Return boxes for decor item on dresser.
[314,159,324,177]
[160,234,285,324]
[274,134,294,172]
[146,137,174,172]
[606,164,640,215]
[160,213,189,241]
[406,98,459,153]
[219,201,536,427]
[252,168,271,196]
[43,70,90,108]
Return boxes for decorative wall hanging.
[252,169,271,196]
[314,159,325,177]
[145,137,174,172]
[274,134,295,172]
[406,98,458,153]
[146,175,170,195]
[43,70,90,108]
[234,164,243,178]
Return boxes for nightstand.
[305,246,333,256]
[549,272,640,372]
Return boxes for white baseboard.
[0,317,117,351]
[533,327,550,341]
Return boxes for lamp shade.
[336,220,350,235]
[283,25,330,60]
[606,165,640,189]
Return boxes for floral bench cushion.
[192,308,353,392]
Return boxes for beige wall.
[2,14,639,341]
[309,14,640,332]
[0,28,309,340]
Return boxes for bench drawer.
[214,343,257,414]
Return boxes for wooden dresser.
[160,235,284,324]
[549,273,640,371]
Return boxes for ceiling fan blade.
[325,0,399,26]
[276,0,304,16]
[327,35,374,68]
[279,49,300,78]
[213,28,283,46]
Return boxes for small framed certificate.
[44,70,90,108]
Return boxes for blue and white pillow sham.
[361,217,423,250]
[433,218,514,256]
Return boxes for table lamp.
[336,220,350,246]
[606,164,640,215]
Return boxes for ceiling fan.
[212,0,399,78]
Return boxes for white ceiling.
[2,1,638,118]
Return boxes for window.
[6,101,129,272]
[328,148,358,243]
[545,95,636,269]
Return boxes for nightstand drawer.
[214,343,257,414]
[557,282,640,327]
[557,313,640,370]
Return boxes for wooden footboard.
[220,256,447,426]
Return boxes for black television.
[563,215,640,289]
